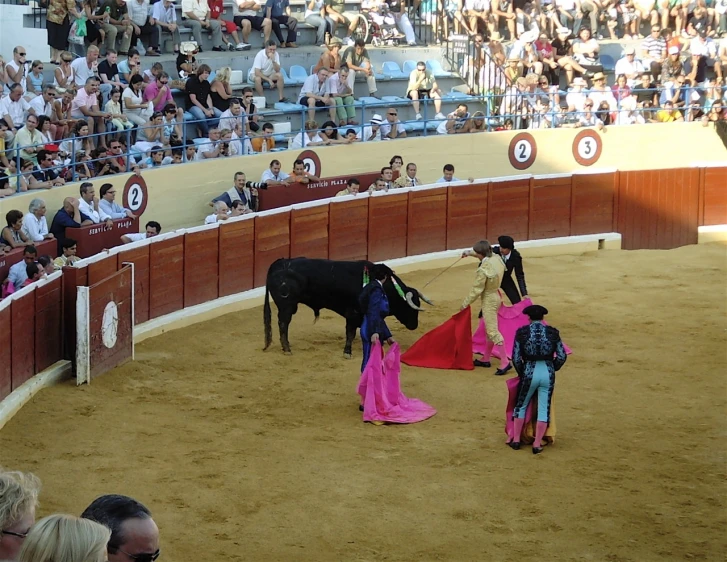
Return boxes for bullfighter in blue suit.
[359,264,396,373]
[509,304,568,455]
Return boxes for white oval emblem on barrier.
[126,183,144,212]
[572,129,603,166]
[508,133,538,170]
[102,301,119,349]
[122,175,149,217]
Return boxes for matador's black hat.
[498,235,515,249]
[523,304,548,320]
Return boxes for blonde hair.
[216,66,231,83]
[18,514,110,562]
[304,120,318,131]
[524,73,539,86]
[0,468,41,530]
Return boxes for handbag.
[68,19,84,45]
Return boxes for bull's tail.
[263,284,273,351]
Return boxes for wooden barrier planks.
[0,305,11,401]
[571,172,617,235]
[488,178,530,242]
[183,228,220,308]
[290,205,330,260]
[406,187,448,257]
[10,291,35,390]
[702,167,727,226]
[254,212,291,287]
[368,193,408,262]
[329,198,369,261]
[529,176,572,240]
[446,182,488,250]
[117,244,151,324]
[88,255,118,285]
[218,218,255,297]
[149,236,185,319]
[34,277,63,373]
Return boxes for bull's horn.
[416,289,434,306]
[405,291,425,311]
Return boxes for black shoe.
[532,447,543,455]
[279,96,290,103]
[358,404,364,411]
[495,363,512,376]
[507,442,520,450]
[212,46,225,52]
[473,359,491,368]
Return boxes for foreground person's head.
[18,514,110,562]
[0,468,41,561]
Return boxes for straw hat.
[592,71,606,81]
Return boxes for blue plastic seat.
[382,61,406,79]
[426,59,452,77]
[289,65,308,85]
[381,95,406,102]
[600,54,616,73]
[444,90,475,100]
[358,96,388,107]
[183,111,195,121]
[192,137,208,146]
[274,101,304,112]
[310,64,317,76]
[403,60,416,75]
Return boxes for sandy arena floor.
[1,244,726,561]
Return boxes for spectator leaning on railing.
[4,245,38,293]
[12,115,45,165]
[50,197,93,255]
[54,237,82,267]
[99,183,137,220]
[1,210,33,250]
[121,221,162,243]
[33,149,66,189]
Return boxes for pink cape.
[472,298,572,359]
[357,342,437,424]
[400,307,474,370]
[504,376,555,444]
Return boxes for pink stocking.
[482,340,494,361]
[495,343,509,369]
[534,421,548,448]
[512,416,525,444]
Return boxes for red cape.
[400,307,475,370]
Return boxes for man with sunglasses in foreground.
[82,494,161,562]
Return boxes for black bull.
[263,258,434,356]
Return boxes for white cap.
[370,114,383,125]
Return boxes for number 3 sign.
[572,130,603,166]
[508,133,538,170]
[122,175,149,217]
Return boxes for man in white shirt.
[205,200,249,223]
[252,41,288,102]
[128,0,162,56]
[181,0,225,51]
[380,107,406,140]
[614,46,646,87]
[233,0,273,44]
[79,182,114,226]
[12,114,45,164]
[29,85,57,120]
[260,159,292,185]
[196,128,224,160]
[22,198,54,242]
[5,46,30,94]
[219,99,247,131]
[298,68,337,122]
[7,246,38,290]
[0,83,34,133]
[121,221,161,243]
[436,163,474,183]
[566,77,588,113]
[99,183,136,219]
[71,45,100,87]
[152,0,182,52]
[359,114,383,142]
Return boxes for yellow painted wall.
[2,123,723,232]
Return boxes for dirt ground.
[1,244,726,562]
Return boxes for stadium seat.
[274,101,304,113]
[208,71,216,83]
[443,90,475,100]
[600,54,616,73]
[192,138,208,146]
[403,60,416,75]
[426,59,453,77]
[310,64,317,76]
[381,95,406,102]
[358,96,389,107]
[382,61,406,79]
[289,65,308,85]
[230,70,244,86]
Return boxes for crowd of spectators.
[0,467,161,562]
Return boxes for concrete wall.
[0,4,49,63]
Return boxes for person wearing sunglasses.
[0,467,41,561]
[380,107,406,140]
[18,514,111,562]
[81,494,160,562]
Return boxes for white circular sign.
[101,301,119,349]
[577,137,596,160]
[512,139,533,164]
[301,157,318,177]
[126,183,145,212]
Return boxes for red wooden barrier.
[290,204,330,259]
[446,182,489,250]
[328,198,369,261]
[254,211,291,287]
[702,167,727,226]
[65,218,138,258]
[257,172,381,210]
[11,290,35,391]
[368,193,408,262]
[0,304,11,401]
[62,265,88,360]
[529,175,573,240]
[149,235,185,319]
[88,255,118,285]
[571,172,618,236]
[184,228,220,308]
[34,276,63,373]
[117,244,151,324]
[218,217,255,297]
[407,187,448,256]
[0,239,58,282]
[487,177,530,243]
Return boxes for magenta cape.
[357,342,437,424]
[504,376,556,444]
[400,307,474,370]
[472,298,572,359]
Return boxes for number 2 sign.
[572,130,603,166]
[122,175,149,217]
[508,133,538,170]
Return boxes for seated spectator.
[145,146,173,167]
[291,120,328,149]
[702,100,726,124]
[233,0,274,45]
[18,514,110,562]
[0,83,35,135]
[437,103,473,135]
[71,45,101,89]
[60,121,94,161]
[121,220,162,243]
[210,67,235,113]
[133,112,168,154]
[99,183,136,219]
[52,90,76,141]
[336,177,360,196]
[181,0,226,51]
[436,163,473,183]
[571,26,601,72]
[261,159,292,185]
[633,72,659,108]
[289,158,322,184]
[611,74,632,103]
[50,197,92,255]
[170,149,184,164]
[208,0,249,50]
[406,61,445,121]
[185,64,222,137]
[266,0,298,48]
[552,26,588,85]
[1,209,33,249]
[615,47,646,87]
[319,120,350,144]
[652,99,684,122]
[529,97,557,129]
[52,52,77,94]
[239,87,261,133]
[107,139,140,175]
[197,128,225,160]
[219,98,246,133]
[469,111,487,132]
[395,162,421,187]
[360,114,383,142]
[641,24,667,78]
[176,43,199,79]
[367,176,388,193]
[205,199,250,223]
[79,182,114,227]
[20,262,42,286]
[566,76,588,113]
[328,65,357,127]
[326,0,359,45]
[185,144,198,162]
[6,245,38,290]
[104,88,135,134]
[97,50,124,104]
[564,98,605,128]
[298,68,337,123]
[252,42,289,103]
[80,494,160,562]
[71,77,110,148]
[0,468,41,562]
[144,72,175,114]
[212,171,266,211]
[9,158,37,192]
[36,115,54,146]
[0,119,11,168]
[122,74,153,128]
[251,122,276,152]
[314,38,343,73]
[29,86,59,140]
[341,39,378,97]
[38,255,55,275]
[615,96,647,125]
[153,0,182,53]
[381,107,406,140]
[588,72,617,110]
[22,198,54,242]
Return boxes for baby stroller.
[359,0,405,46]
